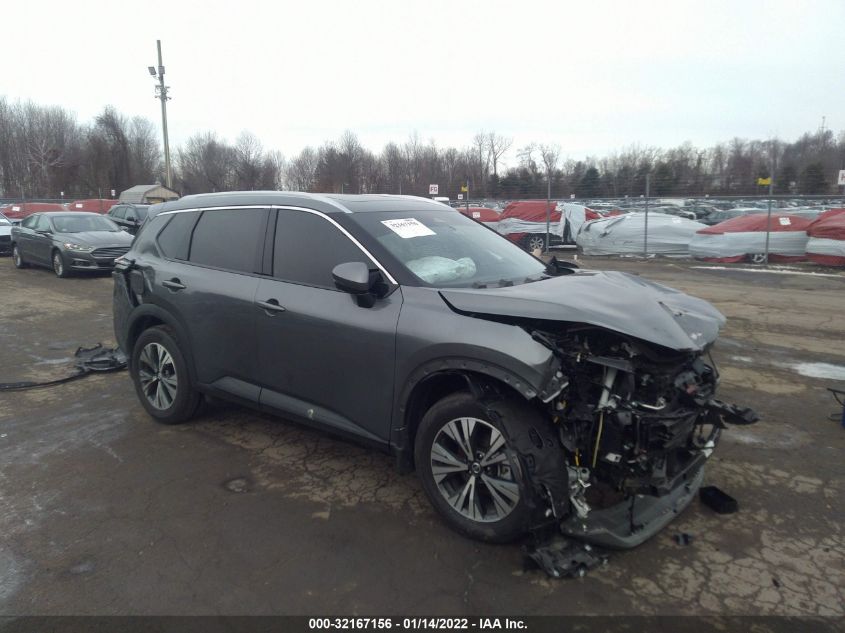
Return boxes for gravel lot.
[0,256,843,616]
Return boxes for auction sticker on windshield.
[381,218,436,238]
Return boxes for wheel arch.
[391,362,537,472]
[125,305,198,385]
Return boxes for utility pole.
[545,174,551,252]
[763,177,774,264]
[465,178,470,214]
[150,40,173,189]
[763,141,777,265]
[643,173,651,258]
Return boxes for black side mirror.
[332,261,377,307]
[546,255,578,275]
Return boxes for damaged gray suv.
[113,192,756,548]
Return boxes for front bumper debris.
[524,537,607,578]
[560,466,704,549]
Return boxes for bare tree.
[128,117,161,184]
[285,147,318,191]
[487,132,513,177]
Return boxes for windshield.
[351,210,547,287]
[51,214,120,233]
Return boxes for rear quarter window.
[156,212,199,260]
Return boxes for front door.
[255,208,402,443]
[30,215,55,264]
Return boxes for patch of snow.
[783,362,845,381]
[691,266,843,278]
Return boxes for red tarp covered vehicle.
[806,209,845,266]
[497,201,562,251]
[689,213,812,263]
[458,206,499,223]
[67,199,118,214]
[3,202,66,222]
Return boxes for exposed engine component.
[530,325,758,532]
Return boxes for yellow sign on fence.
[460,185,468,192]
[757,177,772,186]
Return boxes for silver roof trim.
[157,204,397,286]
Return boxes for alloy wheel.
[430,417,520,522]
[137,342,178,410]
[13,247,21,267]
[52,252,63,276]
[527,235,545,252]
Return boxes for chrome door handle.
[162,279,186,290]
[257,299,286,314]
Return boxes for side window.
[188,208,267,273]
[34,216,50,231]
[273,209,373,288]
[156,212,199,260]
[21,215,37,229]
[111,206,126,219]
[125,207,137,222]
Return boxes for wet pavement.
[0,256,843,616]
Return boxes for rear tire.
[131,326,201,424]
[414,392,533,543]
[748,253,767,264]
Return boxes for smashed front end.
[529,326,758,549]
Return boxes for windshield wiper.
[470,279,515,289]
[523,274,550,284]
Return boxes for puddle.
[223,477,251,493]
[731,355,753,363]
[783,362,845,381]
[32,357,72,366]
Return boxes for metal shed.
[119,184,179,204]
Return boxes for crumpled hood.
[439,270,726,351]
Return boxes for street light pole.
[151,40,173,189]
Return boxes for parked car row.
[0,199,119,224]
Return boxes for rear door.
[150,206,269,400]
[254,208,402,443]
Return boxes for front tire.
[414,392,532,543]
[12,245,27,268]
[52,249,70,278]
[131,326,201,424]
[749,253,767,264]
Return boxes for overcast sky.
[3,0,843,167]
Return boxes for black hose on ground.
[0,344,127,391]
